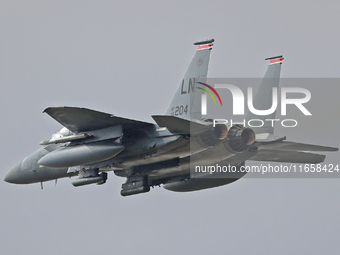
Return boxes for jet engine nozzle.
[197,124,229,147]
[213,124,229,140]
[227,125,255,152]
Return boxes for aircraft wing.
[44,107,153,133]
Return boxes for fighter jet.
[4,39,338,196]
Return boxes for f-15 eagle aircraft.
[4,39,338,196]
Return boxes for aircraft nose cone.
[4,161,22,184]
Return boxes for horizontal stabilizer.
[44,107,153,133]
[249,150,326,164]
[152,115,210,135]
[255,134,286,143]
[257,141,338,152]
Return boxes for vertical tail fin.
[165,39,214,120]
[245,56,284,135]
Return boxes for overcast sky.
[1,1,340,254]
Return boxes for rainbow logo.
[196,82,223,106]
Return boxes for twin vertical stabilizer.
[245,56,284,134]
[165,39,214,120]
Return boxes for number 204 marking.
[173,105,188,116]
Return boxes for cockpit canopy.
[51,127,74,140]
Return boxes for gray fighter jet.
[4,39,338,196]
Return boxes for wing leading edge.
[44,107,153,133]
